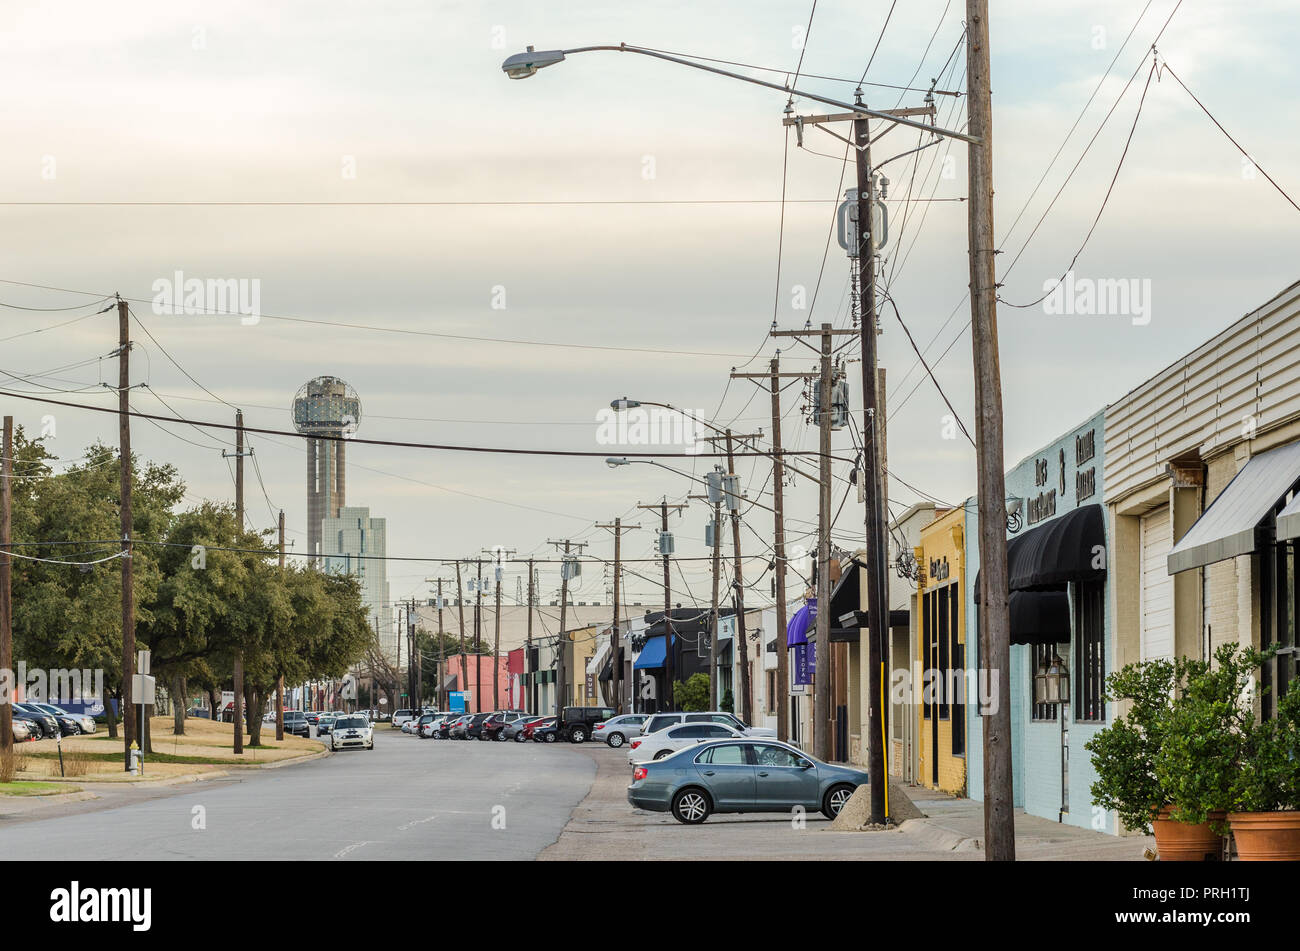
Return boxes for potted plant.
[1086,658,1211,856]
[1151,644,1263,857]
[1228,682,1300,860]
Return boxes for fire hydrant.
[129,741,142,776]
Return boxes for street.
[0,731,594,861]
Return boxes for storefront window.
[1261,539,1298,720]
[1074,580,1105,723]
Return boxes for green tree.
[674,673,710,712]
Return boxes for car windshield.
[336,718,366,729]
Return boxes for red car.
[521,717,555,741]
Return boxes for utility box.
[658,531,675,555]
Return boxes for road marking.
[397,815,439,831]
[334,840,372,859]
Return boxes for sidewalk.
[540,744,1152,861]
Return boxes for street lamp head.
[502,46,566,79]
[610,397,641,412]
[606,457,631,468]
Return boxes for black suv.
[282,710,310,737]
[559,706,616,744]
[463,712,497,740]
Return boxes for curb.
[898,817,983,852]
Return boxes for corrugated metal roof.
[1167,440,1300,573]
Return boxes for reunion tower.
[292,376,362,559]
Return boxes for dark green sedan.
[627,738,868,824]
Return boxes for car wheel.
[822,784,855,820]
[543,732,557,743]
[570,727,587,744]
[653,749,672,761]
[606,732,625,748]
[495,731,506,741]
[671,788,712,825]
[515,733,527,743]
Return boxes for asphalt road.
[0,730,597,860]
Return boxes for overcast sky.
[2,0,1298,618]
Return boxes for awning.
[1169,441,1300,573]
[633,634,676,670]
[976,504,1105,601]
[787,599,815,647]
[1009,588,1071,645]
[587,636,611,676]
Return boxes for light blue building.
[965,410,1115,833]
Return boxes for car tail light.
[633,766,648,781]
[630,740,641,749]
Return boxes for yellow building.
[566,625,601,706]
[915,508,967,794]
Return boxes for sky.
[2,0,1298,619]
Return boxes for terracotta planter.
[1228,811,1300,861]
[1151,806,1225,861]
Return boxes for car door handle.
[758,771,769,777]
[703,770,716,776]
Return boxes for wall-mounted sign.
[928,556,950,584]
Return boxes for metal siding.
[1141,507,1174,661]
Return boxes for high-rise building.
[323,505,394,661]
[291,375,361,560]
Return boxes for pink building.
[445,654,511,711]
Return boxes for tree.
[674,673,710,712]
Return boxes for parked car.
[463,712,498,740]
[502,715,542,742]
[413,713,441,738]
[558,706,616,743]
[627,722,745,764]
[29,703,95,735]
[449,715,477,740]
[391,709,417,730]
[593,713,647,748]
[329,715,374,751]
[10,718,34,743]
[640,711,776,738]
[317,714,339,736]
[627,739,868,824]
[282,710,310,737]
[435,714,461,739]
[480,711,527,741]
[13,703,59,739]
[523,717,557,742]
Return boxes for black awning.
[976,503,1105,602]
[1009,588,1071,645]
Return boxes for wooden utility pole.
[637,500,685,711]
[770,325,853,760]
[526,558,535,714]
[484,548,515,711]
[709,493,722,711]
[275,509,285,741]
[224,410,250,755]
[425,577,448,709]
[731,358,818,742]
[967,0,1015,860]
[699,431,762,723]
[449,561,467,708]
[547,540,587,721]
[0,416,13,756]
[853,93,891,824]
[117,297,136,771]
[596,519,639,714]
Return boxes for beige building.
[1105,279,1300,711]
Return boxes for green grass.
[0,781,79,797]
[24,745,294,765]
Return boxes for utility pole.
[771,325,853,760]
[425,577,450,709]
[0,416,13,756]
[967,0,1015,860]
[851,92,891,825]
[117,296,136,771]
[526,558,535,714]
[637,500,686,711]
[595,520,638,714]
[547,540,587,720]
[473,557,483,711]
[484,547,515,711]
[223,410,252,755]
[275,509,285,741]
[700,431,761,723]
[448,560,467,710]
[732,358,817,742]
[686,489,722,710]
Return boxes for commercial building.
[321,505,393,661]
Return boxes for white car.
[391,709,416,730]
[330,716,374,751]
[640,711,776,739]
[627,722,745,764]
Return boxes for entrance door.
[1141,506,1174,661]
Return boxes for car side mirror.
[798,760,814,770]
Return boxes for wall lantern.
[1034,649,1070,707]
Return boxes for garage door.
[1141,506,1174,661]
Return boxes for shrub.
[1231,682,1300,813]
[674,674,711,712]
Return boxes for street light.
[501,43,977,145]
